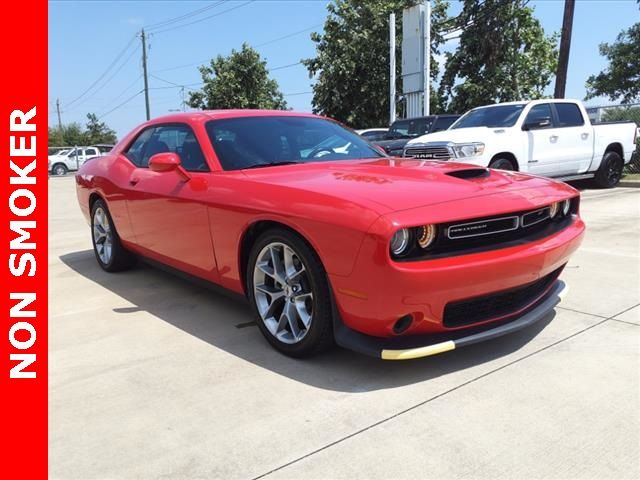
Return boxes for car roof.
[148,109,321,125]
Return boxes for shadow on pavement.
[60,250,554,393]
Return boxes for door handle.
[581,132,589,140]
[549,135,558,142]
[129,177,140,186]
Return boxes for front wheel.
[489,157,516,171]
[247,229,334,357]
[51,163,68,176]
[594,151,623,188]
[91,199,136,272]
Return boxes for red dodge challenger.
[75,110,585,360]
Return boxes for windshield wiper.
[242,161,302,170]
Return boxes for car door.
[123,123,217,277]
[523,103,563,176]
[551,102,593,174]
[66,147,84,170]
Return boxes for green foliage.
[84,113,117,145]
[585,22,640,104]
[439,0,558,113]
[188,43,287,110]
[48,115,116,147]
[303,0,449,128]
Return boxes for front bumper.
[335,280,567,360]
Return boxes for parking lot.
[49,175,639,479]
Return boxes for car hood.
[407,127,505,145]
[242,158,569,214]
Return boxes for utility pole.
[141,29,151,120]
[554,0,575,99]
[389,13,396,125]
[423,0,431,116]
[55,98,62,131]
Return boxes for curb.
[619,179,640,188]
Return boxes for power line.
[144,1,226,30]
[69,44,140,111]
[65,34,138,108]
[254,24,321,47]
[283,91,313,97]
[98,90,143,120]
[271,61,303,71]
[149,1,255,35]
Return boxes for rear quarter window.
[555,103,584,127]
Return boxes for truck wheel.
[247,228,334,358]
[489,157,516,171]
[594,151,623,188]
[52,163,68,176]
[91,199,136,272]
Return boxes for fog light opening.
[393,314,414,335]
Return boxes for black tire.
[594,151,623,188]
[90,199,136,272]
[51,163,68,176]
[489,157,516,171]
[246,228,334,358]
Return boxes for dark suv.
[375,115,460,156]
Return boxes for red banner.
[1,1,48,478]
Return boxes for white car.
[356,128,388,142]
[48,146,104,176]
[404,99,637,188]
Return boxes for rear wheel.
[489,157,516,171]
[247,229,334,357]
[91,199,136,272]
[594,151,623,188]
[52,163,68,176]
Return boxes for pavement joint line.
[557,305,608,319]
[252,314,620,480]
[609,317,640,327]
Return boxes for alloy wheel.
[93,207,113,265]
[252,242,314,344]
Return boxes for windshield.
[205,116,384,170]
[388,117,433,138]
[450,105,525,129]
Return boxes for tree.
[48,122,85,147]
[303,0,449,128]
[188,43,287,110]
[585,22,640,104]
[439,0,558,113]
[84,113,117,144]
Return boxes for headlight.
[390,228,410,256]
[561,199,571,216]
[417,224,437,249]
[549,202,559,218]
[451,142,485,158]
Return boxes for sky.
[48,0,640,139]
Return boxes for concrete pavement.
[49,176,640,479]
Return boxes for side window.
[85,148,98,157]
[143,125,208,171]
[124,128,154,167]
[433,117,457,132]
[555,103,584,127]
[524,104,553,128]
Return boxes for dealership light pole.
[389,13,396,125]
[141,29,151,120]
[423,0,431,116]
[554,0,575,99]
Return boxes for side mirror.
[148,152,190,181]
[523,117,552,131]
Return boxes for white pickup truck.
[404,99,637,188]
[48,145,113,176]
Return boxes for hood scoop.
[446,168,491,180]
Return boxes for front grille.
[404,146,451,160]
[443,267,563,328]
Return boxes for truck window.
[524,104,553,127]
[555,103,584,127]
[432,116,457,132]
